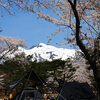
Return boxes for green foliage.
[0,53,77,93]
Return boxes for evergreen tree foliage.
[0,53,77,93]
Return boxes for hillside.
[1,43,92,84]
[7,43,76,62]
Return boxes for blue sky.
[0,12,71,49]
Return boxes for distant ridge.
[3,43,92,84]
[7,43,76,62]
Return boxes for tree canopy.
[0,53,78,92]
[0,0,100,98]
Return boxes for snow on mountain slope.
[3,43,92,84]
[11,43,76,62]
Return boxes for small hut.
[57,81,95,100]
[7,69,45,100]
[15,87,44,100]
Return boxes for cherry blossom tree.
[0,0,100,98]
[0,35,27,59]
[0,35,27,87]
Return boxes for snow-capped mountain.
[9,43,76,62]
[1,43,92,84]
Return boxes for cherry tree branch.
[67,0,95,68]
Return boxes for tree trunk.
[68,0,100,99]
[93,66,100,100]
[93,39,100,99]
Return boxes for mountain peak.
[9,43,76,62]
[29,43,47,49]
[38,43,47,47]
